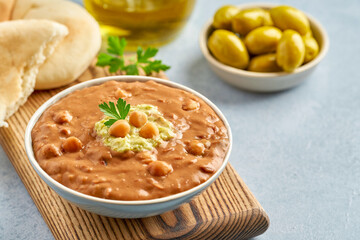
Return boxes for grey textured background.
[1,0,359,239]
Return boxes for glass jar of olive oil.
[84,0,196,50]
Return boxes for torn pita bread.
[0,19,68,127]
[0,0,15,22]
[12,0,101,90]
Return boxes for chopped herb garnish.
[99,98,130,127]
[96,36,170,75]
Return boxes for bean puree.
[32,81,229,200]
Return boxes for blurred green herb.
[99,98,130,127]
[96,36,170,75]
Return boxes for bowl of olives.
[199,3,329,92]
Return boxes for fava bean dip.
[32,81,229,200]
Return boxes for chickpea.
[182,99,199,111]
[129,111,147,128]
[40,123,57,131]
[119,150,135,159]
[44,162,61,175]
[148,179,164,190]
[187,140,205,156]
[53,110,72,124]
[40,144,62,159]
[109,120,130,138]
[200,139,211,148]
[147,161,173,176]
[99,187,112,198]
[62,136,83,152]
[115,88,131,99]
[139,122,159,139]
[79,165,94,173]
[79,176,89,184]
[136,151,157,164]
[63,172,75,182]
[59,127,71,136]
[200,165,216,173]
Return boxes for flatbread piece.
[12,0,101,90]
[0,19,68,127]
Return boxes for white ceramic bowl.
[199,3,329,92]
[24,76,232,218]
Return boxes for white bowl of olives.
[199,3,329,92]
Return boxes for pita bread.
[12,0,101,90]
[0,19,68,127]
[0,0,14,22]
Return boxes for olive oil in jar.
[84,0,196,50]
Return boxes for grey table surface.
[1,0,359,239]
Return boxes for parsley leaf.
[99,98,131,127]
[116,98,130,119]
[123,64,139,75]
[104,119,117,127]
[109,58,124,73]
[96,36,170,75]
[107,36,126,56]
[141,60,171,75]
[137,46,158,63]
[96,53,114,66]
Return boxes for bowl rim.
[24,76,233,205]
[199,2,330,78]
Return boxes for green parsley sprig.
[96,36,171,75]
[99,98,130,127]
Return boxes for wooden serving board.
[0,63,269,240]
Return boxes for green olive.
[213,5,240,30]
[208,29,249,69]
[276,30,305,72]
[248,53,282,72]
[270,6,310,36]
[231,8,267,35]
[304,29,313,37]
[303,36,319,63]
[245,26,282,55]
[263,10,274,26]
